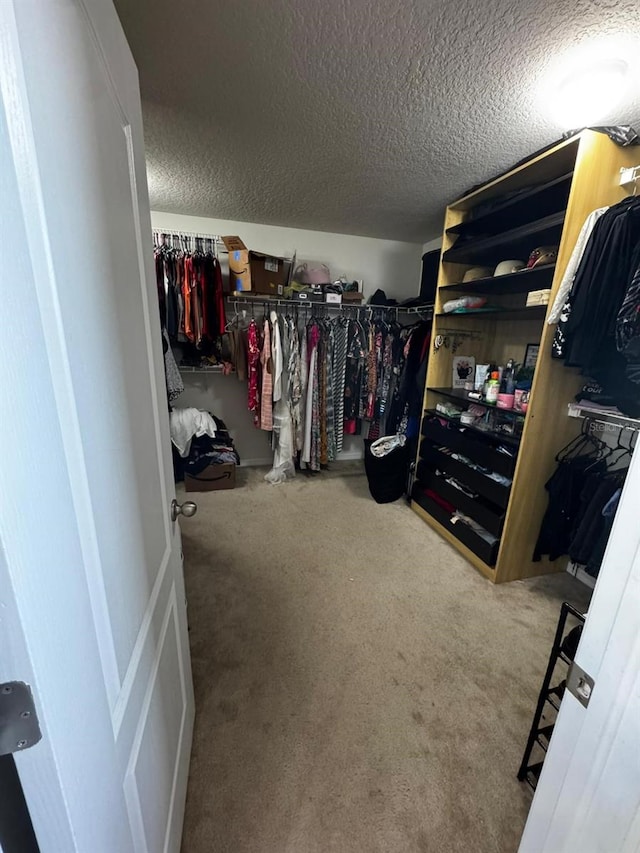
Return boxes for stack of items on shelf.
[170,407,240,492]
[548,194,640,418]
[223,236,365,305]
[224,302,431,483]
[438,354,534,418]
[442,245,558,314]
[534,419,635,578]
[526,289,551,307]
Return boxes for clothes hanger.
[606,425,635,471]
[556,418,595,462]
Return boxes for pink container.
[514,389,530,413]
[497,393,515,410]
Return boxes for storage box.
[223,236,251,292]
[294,290,323,302]
[325,292,342,304]
[341,291,364,303]
[184,462,236,492]
[249,251,292,296]
[526,288,551,307]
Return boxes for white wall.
[153,211,425,465]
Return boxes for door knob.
[171,499,198,522]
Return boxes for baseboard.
[240,451,364,468]
[566,560,596,589]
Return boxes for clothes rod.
[567,402,640,432]
[227,294,433,315]
[152,229,225,244]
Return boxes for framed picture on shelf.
[524,344,539,370]
[452,355,475,388]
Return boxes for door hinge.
[0,682,42,755]
[566,661,595,708]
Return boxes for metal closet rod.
[227,295,434,316]
[152,229,225,245]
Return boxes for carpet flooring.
[179,466,591,853]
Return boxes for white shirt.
[270,310,283,403]
[547,207,608,324]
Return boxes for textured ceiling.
[114,0,640,242]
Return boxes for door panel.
[0,1,194,850]
[14,0,171,689]
[125,584,189,853]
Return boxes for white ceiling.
[114,0,640,242]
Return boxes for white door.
[519,445,640,851]
[0,1,195,851]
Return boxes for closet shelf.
[442,211,565,265]
[441,264,556,295]
[445,172,573,239]
[424,408,521,449]
[428,387,526,418]
[436,306,548,321]
[567,402,640,431]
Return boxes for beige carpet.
[179,466,590,853]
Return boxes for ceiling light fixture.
[549,58,630,129]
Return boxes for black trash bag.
[363,439,410,503]
[562,125,640,146]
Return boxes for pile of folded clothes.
[170,407,240,482]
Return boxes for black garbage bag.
[363,437,410,504]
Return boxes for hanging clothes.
[247,319,261,428]
[547,207,608,324]
[551,196,640,416]
[333,318,349,453]
[270,310,283,403]
[260,318,273,431]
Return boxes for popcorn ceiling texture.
[114,0,640,242]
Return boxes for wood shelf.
[424,408,522,449]
[442,211,565,265]
[428,387,526,418]
[441,264,556,295]
[436,306,548,321]
[446,172,573,239]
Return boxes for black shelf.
[428,387,526,418]
[518,603,585,792]
[446,172,573,239]
[436,305,548,321]
[442,211,565,265]
[424,408,521,450]
[441,264,556,295]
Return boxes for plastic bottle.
[485,371,500,404]
[482,363,496,399]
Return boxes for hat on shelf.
[526,246,558,269]
[462,266,492,282]
[494,259,525,277]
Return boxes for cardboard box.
[342,291,364,303]
[184,462,236,492]
[249,251,292,296]
[223,236,251,292]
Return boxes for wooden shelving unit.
[411,130,639,583]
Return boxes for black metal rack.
[517,601,586,791]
